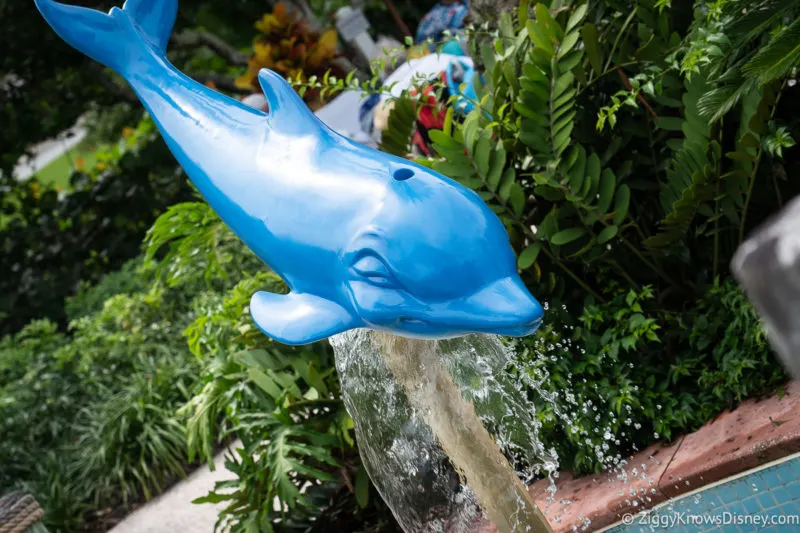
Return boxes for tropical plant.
[0,117,193,336]
[234,2,345,108]
[311,0,796,472]
[0,255,208,531]
[146,201,398,532]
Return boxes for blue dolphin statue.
[35,0,544,345]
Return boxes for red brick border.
[471,381,800,532]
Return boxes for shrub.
[0,255,208,531]
[304,0,795,473]
[147,202,398,532]
[514,281,785,474]
[0,117,193,336]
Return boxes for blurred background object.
[0,492,48,533]
[733,195,800,378]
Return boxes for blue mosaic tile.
[719,484,742,505]
[776,466,796,485]
[740,496,761,514]
[776,501,799,515]
[769,486,791,508]
[785,480,800,500]
[763,470,783,490]
[757,491,777,509]
[730,480,753,501]
[611,458,800,532]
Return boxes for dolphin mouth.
[390,276,545,338]
[389,315,543,338]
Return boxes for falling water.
[329,330,560,532]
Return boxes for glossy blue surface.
[35,0,544,345]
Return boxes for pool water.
[607,454,800,532]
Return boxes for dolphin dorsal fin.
[258,69,324,135]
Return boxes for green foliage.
[379,96,418,156]
[0,246,223,530]
[369,0,794,472]
[3,0,797,529]
[0,117,193,336]
[690,279,785,403]
[517,281,785,474]
[146,201,396,533]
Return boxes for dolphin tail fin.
[35,0,177,76]
[250,291,359,345]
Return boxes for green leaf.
[355,466,370,508]
[568,146,587,191]
[498,168,515,201]
[527,20,555,55]
[518,0,531,26]
[566,3,588,33]
[539,208,559,239]
[518,242,542,269]
[534,3,563,41]
[553,72,575,98]
[612,184,631,225]
[558,31,580,59]
[474,135,491,177]
[429,129,461,150]
[193,492,234,504]
[596,169,616,213]
[655,117,684,131]
[584,153,601,197]
[551,227,585,245]
[581,24,603,74]
[433,160,474,179]
[442,107,454,137]
[379,96,415,156]
[559,50,584,72]
[487,146,507,191]
[462,109,481,153]
[248,368,283,399]
[510,183,526,215]
[552,123,574,155]
[725,151,755,163]
[598,225,618,244]
[741,17,800,84]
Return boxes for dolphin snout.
[459,276,544,336]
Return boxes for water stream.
[331,321,686,532]
[330,330,561,532]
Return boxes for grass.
[33,139,102,189]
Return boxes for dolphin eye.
[352,254,397,288]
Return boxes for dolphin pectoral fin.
[250,291,358,345]
[257,69,323,134]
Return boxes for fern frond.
[741,17,800,84]
[378,96,416,157]
[697,77,758,123]
[726,0,800,46]
[646,76,713,251]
